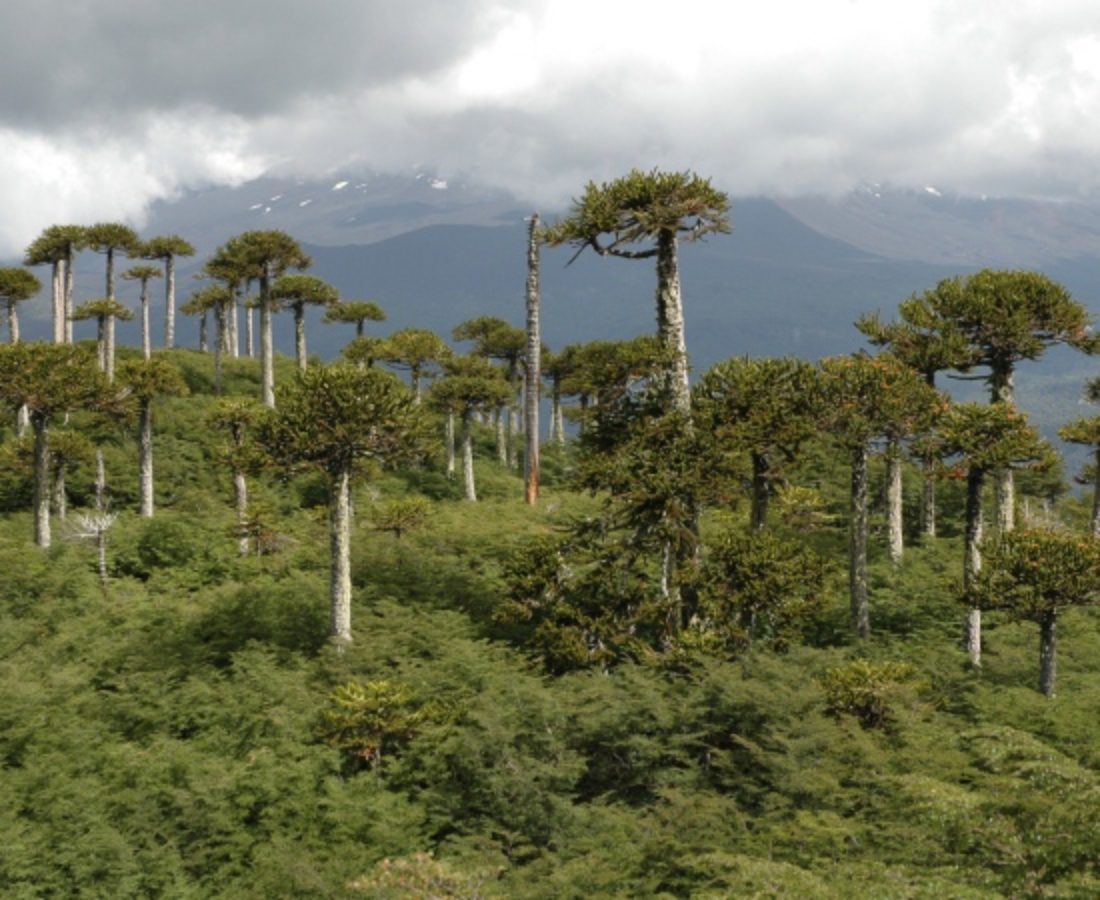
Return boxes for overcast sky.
[3,0,1100,255]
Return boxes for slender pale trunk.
[8,304,28,436]
[245,305,255,358]
[198,313,208,353]
[96,527,108,588]
[655,230,691,416]
[1091,449,1100,537]
[850,442,870,638]
[95,450,106,514]
[411,368,422,404]
[164,256,177,349]
[525,213,541,504]
[139,400,154,518]
[920,456,937,538]
[52,465,67,521]
[260,271,275,408]
[329,466,353,646]
[963,468,984,667]
[991,365,1015,534]
[234,470,249,556]
[229,295,239,358]
[213,301,227,396]
[552,386,564,446]
[750,451,769,530]
[495,408,507,463]
[95,316,107,372]
[462,412,477,502]
[1038,609,1057,697]
[64,253,75,344]
[294,303,307,371]
[106,248,116,300]
[886,440,904,564]
[32,413,51,548]
[105,315,116,383]
[445,410,456,477]
[140,281,151,360]
[52,261,64,344]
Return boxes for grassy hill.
[1,347,1099,897]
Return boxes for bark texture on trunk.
[1038,609,1057,697]
[920,458,937,538]
[552,389,564,446]
[495,408,507,464]
[32,414,51,548]
[139,400,154,518]
[991,364,1015,535]
[964,468,985,667]
[52,466,67,520]
[849,443,870,638]
[234,471,249,556]
[329,467,353,647]
[886,443,904,564]
[164,256,176,349]
[95,449,106,514]
[445,410,456,477]
[105,315,116,383]
[140,283,151,360]
[260,272,275,408]
[462,414,477,502]
[655,230,691,416]
[64,254,75,344]
[294,303,307,371]
[229,297,239,358]
[524,211,542,501]
[52,261,64,344]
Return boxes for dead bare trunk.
[525,213,541,505]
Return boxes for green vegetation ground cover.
[2,349,1100,898]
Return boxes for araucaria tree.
[972,530,1100,696]
[376,328,451,402]
[117,358,188,518]
[323,300,386,339]
[820,354,943,637]
[121,265,163,360]
[220,231,311,407]
[0,343,112,547]
[256,366,428,646]
[543,169,730,415]
[938,402,1052,668]
[85,223,141,301]
[207,399,263,555]
[72,298,133,382]
[24,224,85,344]
[0,267,41,346]
[270,274,339,370]
[1059,377,1100,536]
[143,235,196,349]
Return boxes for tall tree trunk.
[139,400,154,518]
[462,413,477,502]
[140,281,151,360]
[445,410,456,477]
[64,252,75,344]
[294,303,307,371]
[52,464,67,521]
[495,408,507,464]
[32,413,51,548]
[964,468,984,667]
[245,305,254,358]
[750,451,769,530]
[920,455,937,538]
[655,230,691,416]
[552,386,564,446]
[51,260,64,345]
[106,248,116,300]
[198,312,208,353]
[1038,609,1057,697]
[886,439,904,564]
[849,442,870,638]
[95,449,107,514]
[525,213,541,505]
[330,466,353,647]
[213,301,227,396]
[234,470,249,556]
[229,294,239,358]
[411,367,422,404]
[105,314,116,383]
[95,315,107,372]
[991,364,1015,534]
[260,271,275,407]
[164,255,177,349]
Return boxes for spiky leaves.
[543,169,730,415]
[376,328,451,402]
[324,300,386,338]
[971,530,1100,696]
[256,365,429,645]
[24,224,86,343]
[0,267,41,344]
[270,274,339,370]
[84,223,141,300]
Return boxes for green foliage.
[821,659,918,729]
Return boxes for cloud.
[4,0,1100,255]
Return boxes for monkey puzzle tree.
[377,328,451,403]
[0,343,112,547]
[24,224,85,344]
[121,265,162,360]
[116,357,189,518]
[0,267,41,346]
[84,222,141,301]
[926,270,1098,532]
[256,365,429,646]
[938,402,1053,668]
[453,316,526,465]
[180,289,215,352]
[219,230,311,407]
[694,356,824,530]
[857,294,977,537]
[270,274,339,370]
[142,234,196,350]
[543,169,730,415]
[971,530,1100,696]
[72,298,133,382]
[820,353,943,637]
[323,300,386,338]
[206,398,264,555]
[429,356,512,502]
